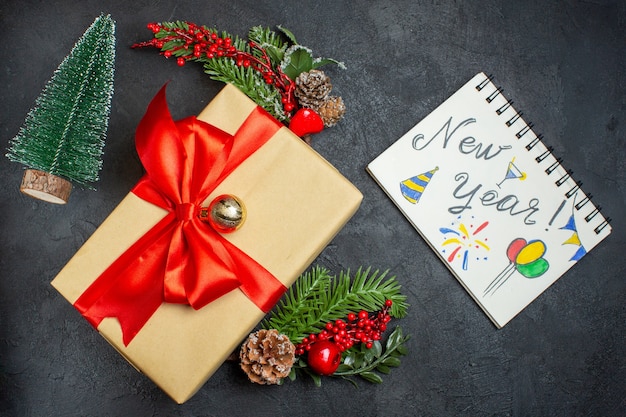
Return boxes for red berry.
[307,340,342,376]
[358,310,368,320]
[347,313,357,322]
[176,57,185,66]
[385,299,393,307]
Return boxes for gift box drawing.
[52,83,362,403]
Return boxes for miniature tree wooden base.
[20,169,72,204]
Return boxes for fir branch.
[262,267,408,344]
[248,25,288,49]
[133,22,344,122]
[202,59,287,121]
[288,326,410,386]
[248,25,288,63]
[261,266,332,340]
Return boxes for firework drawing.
[440,216,490,271]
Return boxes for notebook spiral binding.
[475,74,612,234]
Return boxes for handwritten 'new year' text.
[412,116,512,160]
[449,172,540,225]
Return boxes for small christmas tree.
[6,14,116,204]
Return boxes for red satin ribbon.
[74,85,287,346]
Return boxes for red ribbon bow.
[74,85,287,346]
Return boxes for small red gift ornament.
[289,108,325,139]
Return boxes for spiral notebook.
[367,72,612,328]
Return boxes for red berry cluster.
[295,300,394,356]
[135,22,297,115]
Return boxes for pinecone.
[240,329,296,385]
[294,69,332,109]
[317,96,346,127]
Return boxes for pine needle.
[262,266,409,343]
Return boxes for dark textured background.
[1,1,624,416]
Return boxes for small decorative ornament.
[133,22,346,143]
[6,14,116,204]
[239,267,411,386]
[289,108,325,139]
[200,194,246,233]
[240,329,296,385]
[306,340,342,376]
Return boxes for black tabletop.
[1,1,624,416]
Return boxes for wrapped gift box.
[51,84,362,403]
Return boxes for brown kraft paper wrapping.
[51,84,363,403]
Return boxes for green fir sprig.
[133,22,343,122]
[290,326,410,387]
[261,266,408,345]
[261,266,410,386]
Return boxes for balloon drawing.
[483,237,549,297]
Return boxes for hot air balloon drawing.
[400,166,438,204]
[483,238,549,297]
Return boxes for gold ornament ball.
[201,194,246,233]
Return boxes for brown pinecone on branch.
[240,329,296,385]
[317,96,346,127]
[294,69,332,109]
